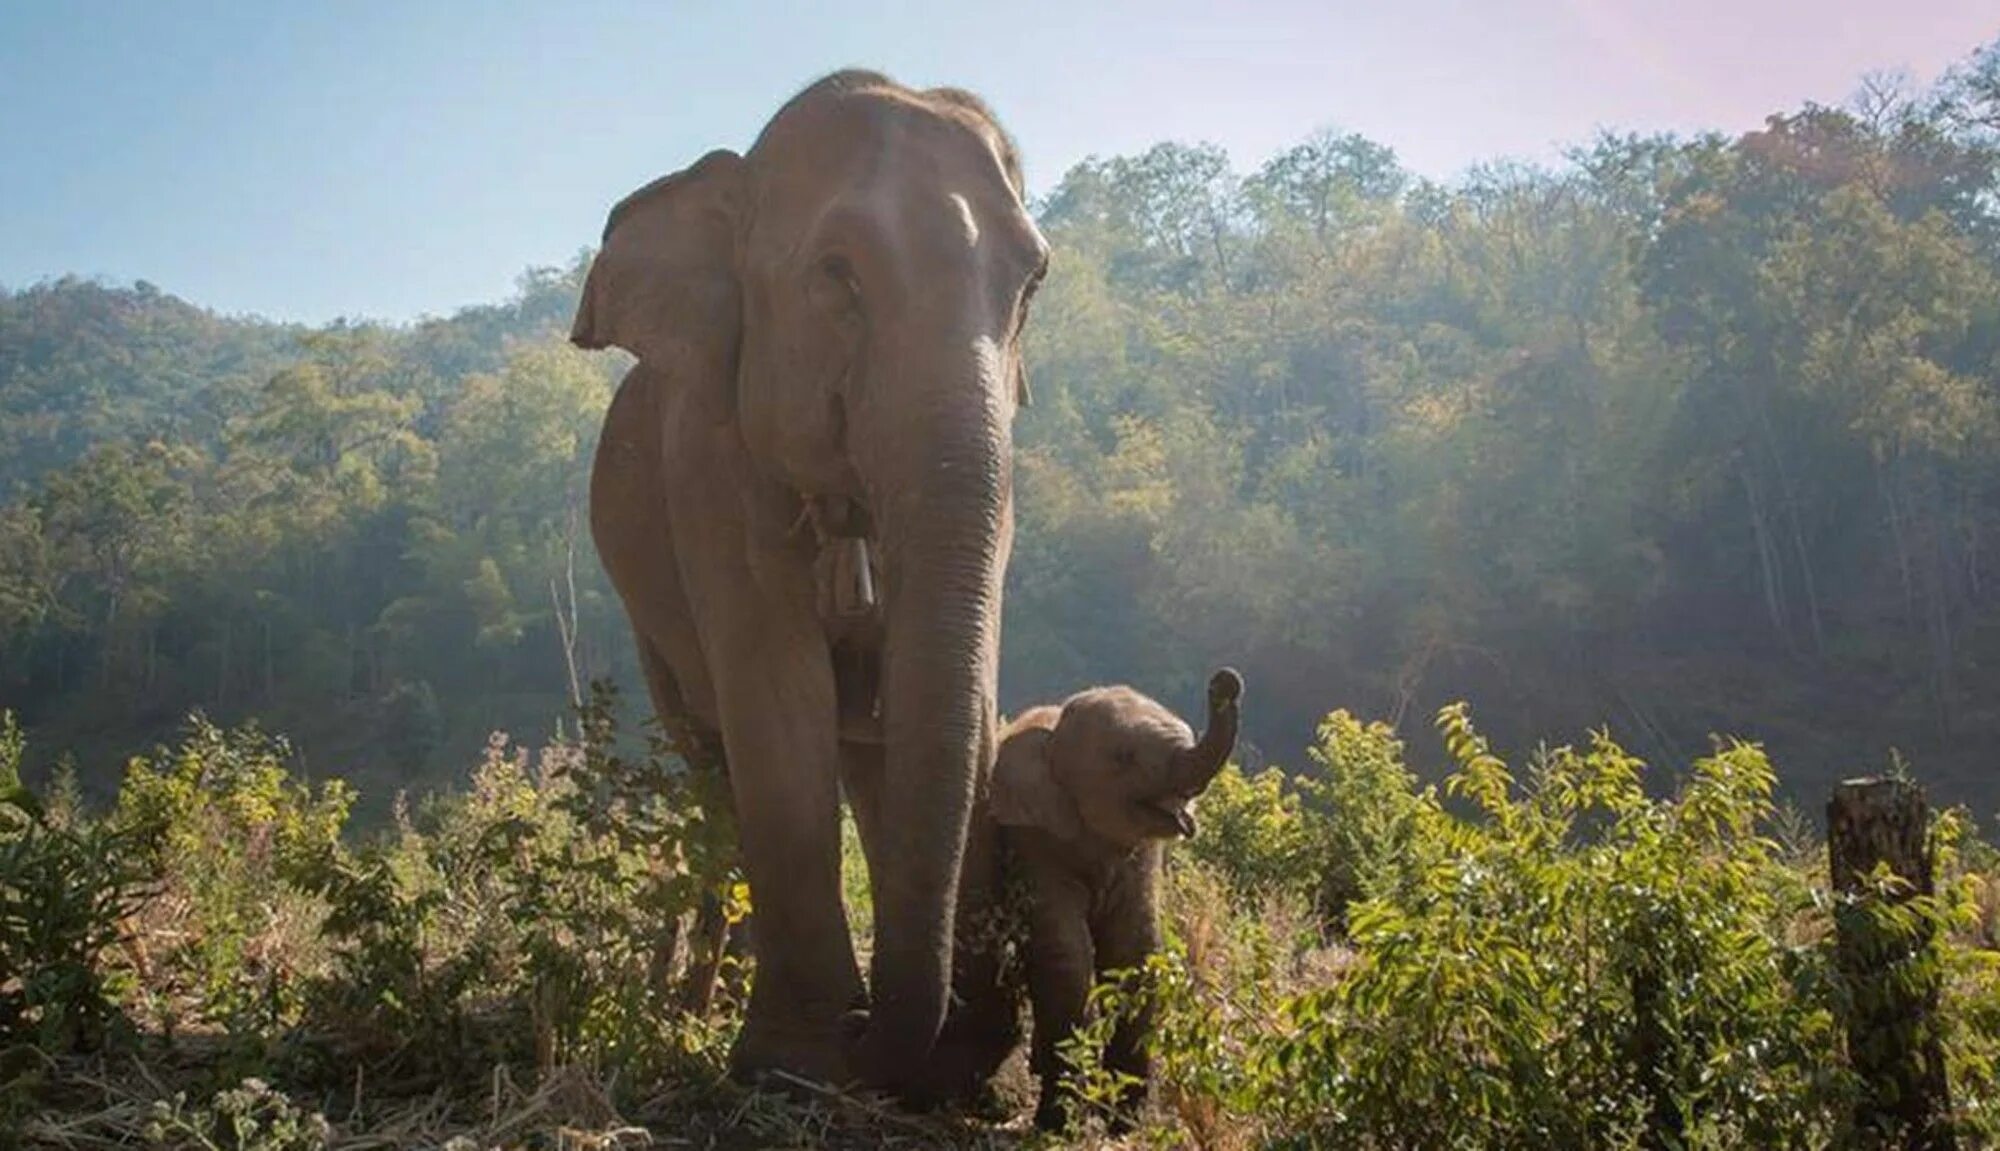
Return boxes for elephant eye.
[1021,257,1047,306]
[815,254,862,312]
[1013,261,1045,337]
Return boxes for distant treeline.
[4,40,2000,812]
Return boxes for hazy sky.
[2,1,1994,324]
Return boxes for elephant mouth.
[1151,797,1197,839]
[811,496,889,747]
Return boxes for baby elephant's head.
[994,668,1244,850]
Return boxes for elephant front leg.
[1093,876,1163,1135]
[839,723,1015,1111]
[840,739,1015,1108]
[1025,870,1095,1132]
[713,642,864,1087]
[1099,1001,1154,1134]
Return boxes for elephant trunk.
[1171,668,1245,794]
[859,373,1013,1085]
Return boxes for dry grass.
[18,1046,1071,1151]
[12,968,1250,1151]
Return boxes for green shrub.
[1295,708,1432,930]
[1183,763,1312,904]
[106,715,352,1063]
[1185,710,1430,935]
[0,710,159,1055]
[1114,704,2000,1149]
[290,681,742,1089]
[1893,806,2000,1147]
[1275,710,1852,1147]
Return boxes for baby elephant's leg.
[1094,863,1165,1132]
[1026,869,1095,1132]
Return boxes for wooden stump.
[1827,777,1956,1150]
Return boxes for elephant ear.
[992,724,1082,841]
[571,149,745,407]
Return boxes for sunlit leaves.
[1140,705,1993,1147]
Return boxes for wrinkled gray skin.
[992,669,1243,1131]
[575,70,1048,1100]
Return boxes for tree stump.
[1827,777,1956,1150]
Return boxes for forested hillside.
[0,269,603,807]
[5,42,2000,813]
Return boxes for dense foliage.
[1073,709,2000,1150]
[1009,46,2000,808]
[7,694,1999,1148]
[0,270,613,811]
[7,43,2000,814]
[2,695,764,1145]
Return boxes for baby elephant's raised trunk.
[1170,667,1244,794]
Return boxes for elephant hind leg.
[636,632,726,775]
[634,633,735,1016]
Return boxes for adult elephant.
[572,70,1047,1100]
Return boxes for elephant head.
[569,72,1048,1080]
[995,669,1245,849]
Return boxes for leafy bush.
[288,681,743,1088]
[6,683,747,1137]
[1295,708,1431,930]
[0,711,159,1055]
[1877,806,2000,1147]
[1187,709,1433,932]
[1272,711,1843,1148]
[1183,763,1312,904]
[106,715,351,1063]
[1102,703,2000,1149]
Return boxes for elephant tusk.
[850,538,876,610]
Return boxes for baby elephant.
[992,667,1243,1131]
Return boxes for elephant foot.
[845,1012,957,1108]
[728,1015,859,1094]
[894,1005,1019,1110]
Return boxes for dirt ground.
[15,1037,1135,1150]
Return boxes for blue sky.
[2,1,1994,324]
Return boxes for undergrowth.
[4,693,1998,1149]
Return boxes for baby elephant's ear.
[993,726,1082,841]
